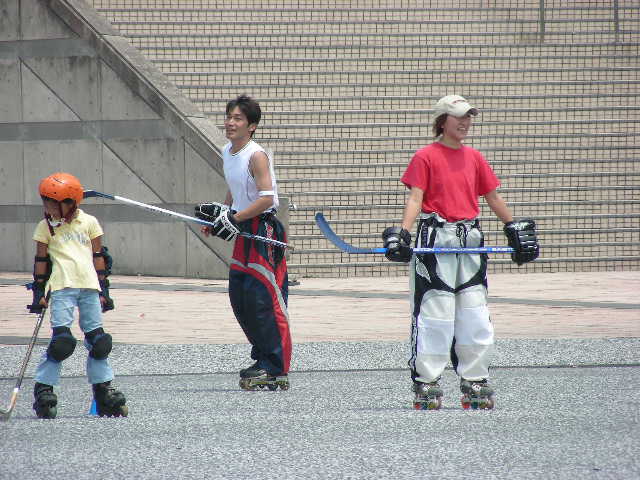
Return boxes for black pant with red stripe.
[228,214,292,375]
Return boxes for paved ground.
[1,270,639,344]
[1,270,639,479]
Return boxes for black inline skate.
[33,382,58,419]
[239,365,289,391]
[92,381,128,417]
[460,379,495,410]
[413,379,443,410]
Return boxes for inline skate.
[413,379,443,410]
[460,379,495,410]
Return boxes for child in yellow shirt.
[28,172,127,419]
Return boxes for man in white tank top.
[197,95,292,391]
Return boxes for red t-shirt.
[400,142,500,222]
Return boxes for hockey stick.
[314,212,514,255]
[83,190,293,250]
[0,306,48,422]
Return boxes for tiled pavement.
[1,270,638,345]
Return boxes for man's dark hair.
[226,95,261,136]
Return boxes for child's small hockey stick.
[0,305,48,422]
[315,212,513,255]
[83,190,293,250]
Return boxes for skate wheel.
[480,396,496,410]
[267,384,278,391]
[461,395,471,410]
[279,383,290,391]
[38,406,57,419]
[239,378,258,391]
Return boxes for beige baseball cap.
[433,95,479,121]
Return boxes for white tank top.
[222,140,279,213]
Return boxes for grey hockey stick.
[0,307,48,422]
[83,190,293,250]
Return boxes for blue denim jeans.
[34,288,114,386]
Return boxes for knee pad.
[85,328,112,360]
[47,327,77,362]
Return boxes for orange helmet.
[39,172,84,205]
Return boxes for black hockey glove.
[503,219,539,266]
[99,278,115,313]
[26,281,46,313]
[382,227,412,263]
[211,210,240,241]
[194,202,228,222]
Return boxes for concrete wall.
[0,0,288,278]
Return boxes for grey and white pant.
[409,213,494,383]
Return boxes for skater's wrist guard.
[27,280,46,313]
[99,278,115,312]
[94,246,113,277]
[27,255,51,313]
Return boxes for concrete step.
[275,158,640,180]
[136,37,639,61]
[149,42,640,72]
[271,145,640,166]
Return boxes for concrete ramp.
[0,0,248,278]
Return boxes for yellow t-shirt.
[33,209,103,293]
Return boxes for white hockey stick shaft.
[83,190,292,250]
[0,307,48,422]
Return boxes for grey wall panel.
[0,223,25,271]
[0,0,20,41]
[100,142,160,204]
[22,56,99,120]
[102,222,144,275]
[21,0,73,41]
[22,139,101,204]
[100,60,159,121]
[184,141,228,204]
[185,227,231,279]
[0,0,245,279]
[104,137,185,203]
[0,59,21,122]
[139,223,187,277]
[22,222,37,269]
[103,222,189,277]
[0,142,24,203]
[21,60,79,122]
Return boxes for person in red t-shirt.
[382,95,539,410]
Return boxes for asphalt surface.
[1,340,640,480]
[1,270,639,479]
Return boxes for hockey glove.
[99,278,115,312]
[26,281,47,313]
[194,202,228,222]
[382,227,412,263]
[503,219,540,266]
[212,210,240,241]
